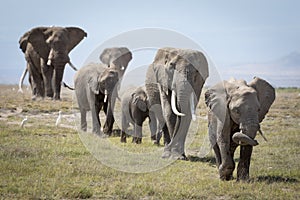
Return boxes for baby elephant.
[121,87,152,143]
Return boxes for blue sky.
[0,0,299,86]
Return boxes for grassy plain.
[0,85,299,199]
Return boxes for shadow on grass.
[255,175,298,184]
[188,155,216,164]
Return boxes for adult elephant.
[145,47,209,159]
[99,47,132,135]
[19,26,87,100]
[74,63,119,135]
[205,77,275,181]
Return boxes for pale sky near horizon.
[0,0,299,86]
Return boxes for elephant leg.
[90,96,101,135]
[103,102,115,136]
[160,92,176,138]
[212,144,221,168]
[218,141,235,181]
[52,66,65,100]
[80,109,87,132]
[121,115,129,143]
[28,62,44,99]
[133,120,143,144]
[237,145,253,181]
[165,115,191,160]
[41,60,54,98]
[162,124,171,145]
[148,111,157,141]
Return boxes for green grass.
[0,85,299,199]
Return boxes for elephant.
[205,77,275,181]
[99,47,133,134]
[145,47,209,159]
[100,47,132,76]
[120,86,156,144]
[74,63,119,135]
[19,26,87,100]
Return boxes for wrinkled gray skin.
[205,77,275,181]
[120,87,155,144]
[145,47,209,159]
[99,47,132,135]
[19,26,87,100]
[74,63,119,135]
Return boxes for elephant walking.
[19,26,87,100]
[99,47,132,135]
[120,86,155,143]
[205,77,275,181]
[145,47,209,159]
[74,63,119,135]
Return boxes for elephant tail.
[62,82,74,90]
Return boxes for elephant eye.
[233,107,240,115]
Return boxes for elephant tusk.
[18,67,27,93]
[190,93,196,121]
[104,90,108,103]
[68,61,78,71]
[121,66,125,70]
[47,59,52,66]
[258,129,268,142]
[171,90,185,117]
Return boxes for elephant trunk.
[232,132,258,146]
[52,66,65,100]
[232,123,259,146]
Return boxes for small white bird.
[20,116,28,128]
[55,111,62,127]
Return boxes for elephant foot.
[121,136,127,143]
[132,137,142,144]
[161,150,171,159]
[31,95,37,101]
[219,165,235,181]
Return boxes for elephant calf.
[74,63,119,135]
[120,87,155,144]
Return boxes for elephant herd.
[18,26,276,181]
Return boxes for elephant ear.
[182,50,209,81]
[205,81,228,123]
[99,47,132,69]
[205,81,239,123]
[27,27,50,60]
[99,48,112,66]
[248,77,275,122]
[19,30,31,53]
[88,74,100,95]
[66,27,87,53]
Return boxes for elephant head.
[205,77,275,146]
[99,47,132,77]
[131,88,148,113]
[19,26,87,99]
[88,68,120,103]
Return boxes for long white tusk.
[18,67,28,93]
[68,61,78,71]
[47,59,52,66]
[171,90,185,116]
[190,93,196,121]
[104,90,108,103]
[258,129,268,142]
